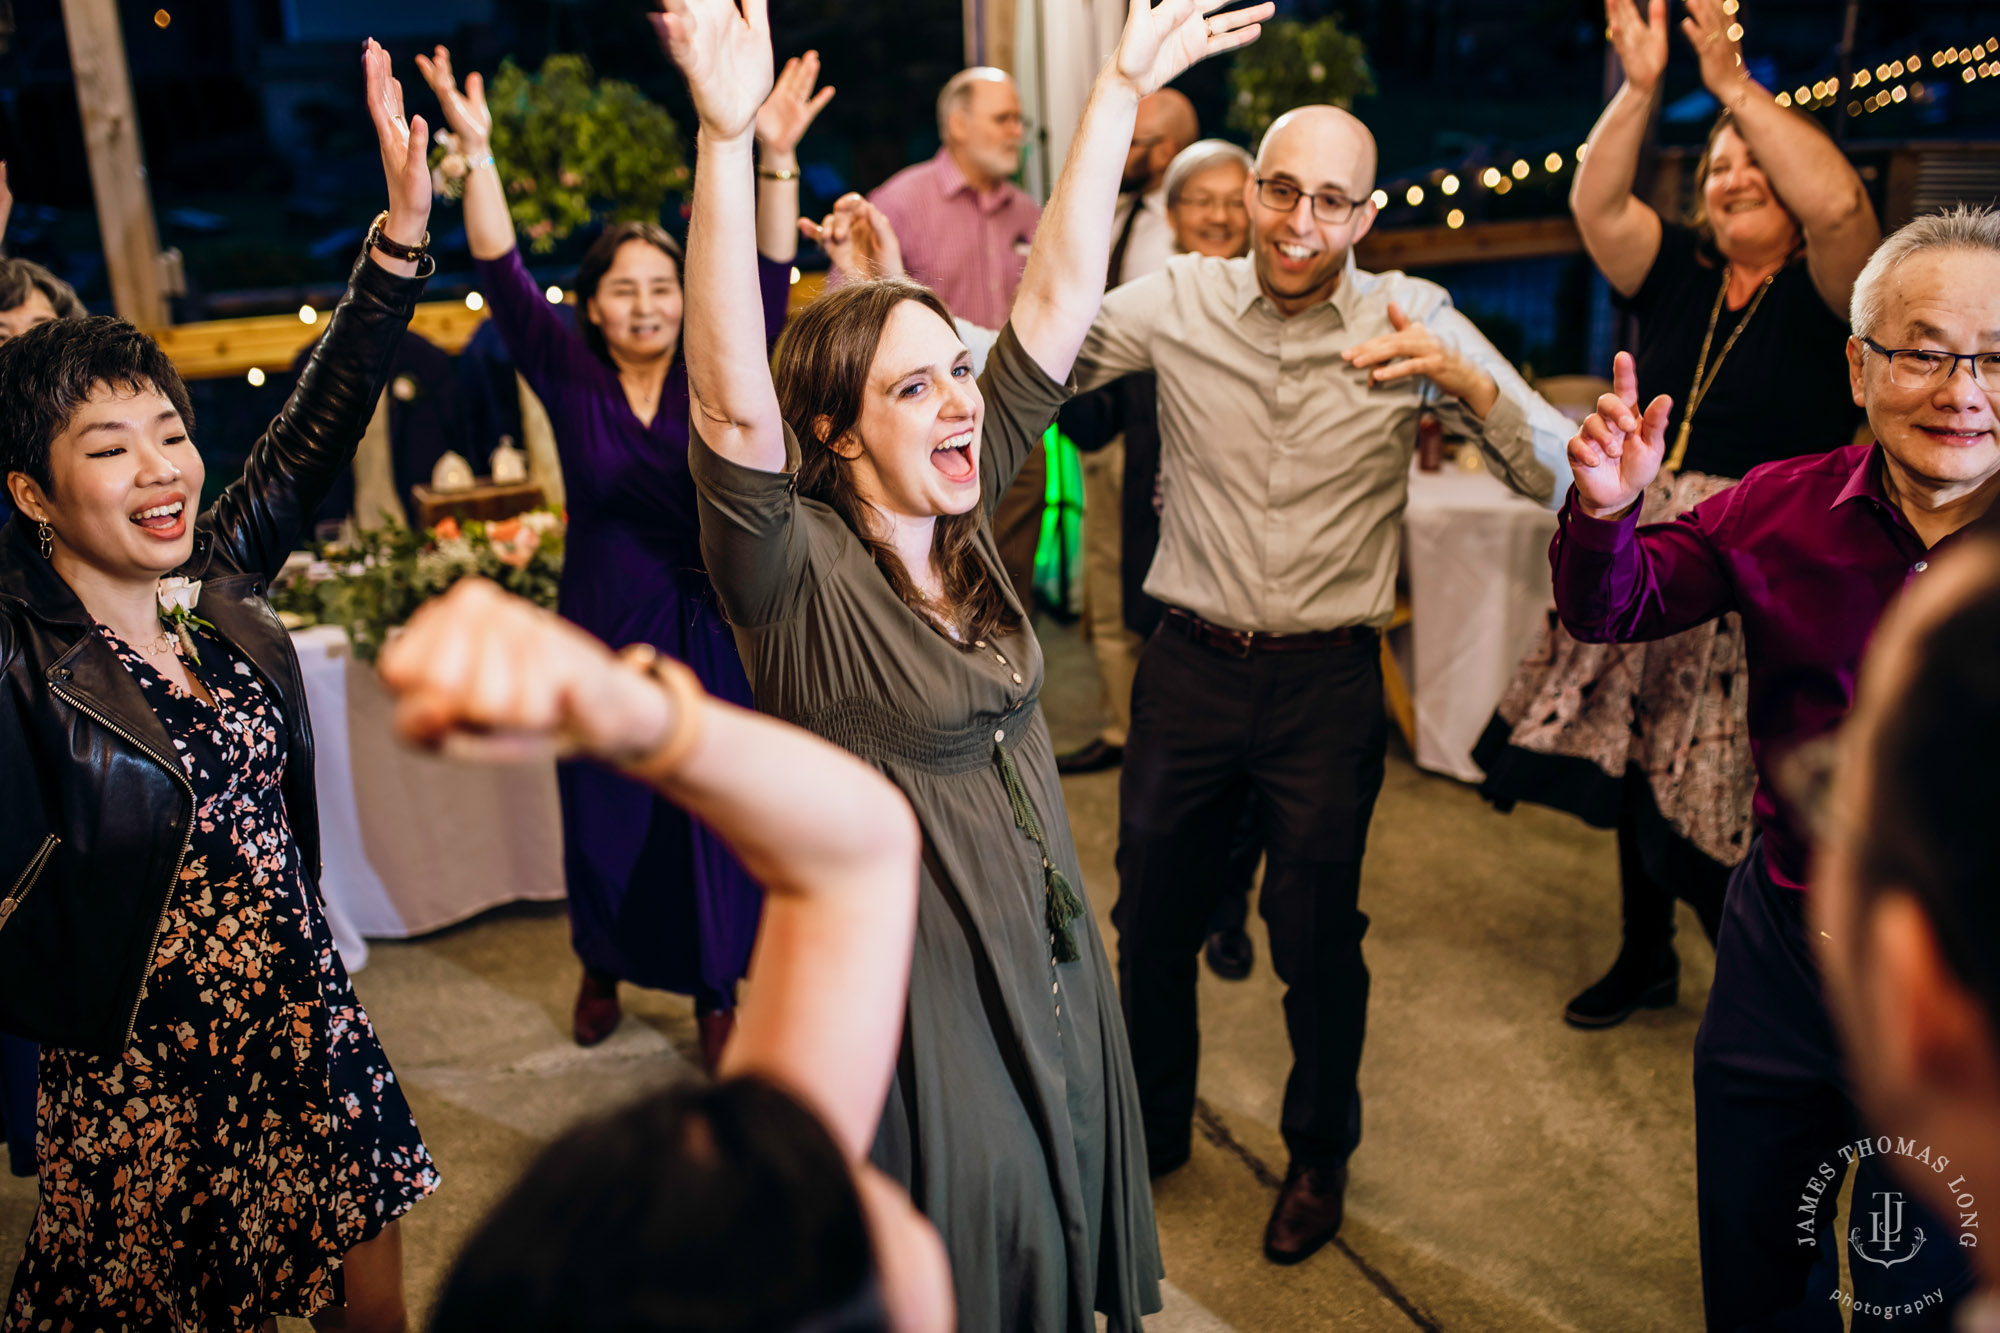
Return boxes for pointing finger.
[1612,349,1638,407]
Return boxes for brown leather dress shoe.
[572,968,621,1047]
[1263,1162,1348,1265]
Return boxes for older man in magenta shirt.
[1552,207,2000,1330]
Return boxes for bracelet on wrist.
[757,166,800,182]
[463,152,496,172]
[615,643,707,780]
[366,210,435,277]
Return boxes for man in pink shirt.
[868,67,1045,606]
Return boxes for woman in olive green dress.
[652,0,1269,1327]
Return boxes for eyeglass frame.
[1252,177,1366,225]
[1856,335,2000,391]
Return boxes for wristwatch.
[365,210,435,277]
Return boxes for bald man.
[1075,105,1573,1265]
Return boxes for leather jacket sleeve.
[200,246,428,579]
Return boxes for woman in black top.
[0,44,437,1330]
[1475,0,1879,1028]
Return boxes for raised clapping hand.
[1568,351,1672,519]
[1605,0,1668,95]
[414,46,493,157]
[1681,0,1747,94]
[1114,0,1273,98]
[379,579,678,768]
[755,51,834,159]
[363,40,433,260]
[1343,301,1500,416]
[650,0,774,142]
[801,192,906,282]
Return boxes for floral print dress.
[5,627,439,1333]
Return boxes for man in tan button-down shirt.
[1079,104,1572,1266]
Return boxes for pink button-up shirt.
[867,149,1041,329]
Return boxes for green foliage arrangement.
[273,511,565,662]
[433,54,688,252]
[1225,17,1375,142]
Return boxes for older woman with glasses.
[1476,0,1881,1032]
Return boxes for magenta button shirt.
[865,149,1041,328]
[1550,442,1973,889]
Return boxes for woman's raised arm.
[1569,0,1667,297]
[415,47,515,262]
[652,0,788,473]
[1007,0,1269,383]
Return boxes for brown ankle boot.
[1263,1162,1348,1265]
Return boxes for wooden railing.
[145,222,1580,382]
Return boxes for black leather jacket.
[0,249,424,1055]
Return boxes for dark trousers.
[1618,769,1727,960]
[1695,842,1974,1330]
[1113,624,1386,1170]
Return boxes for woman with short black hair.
[416,47,831,1064]
[0,43,437,1331]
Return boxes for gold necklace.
[1666,265,1777,473]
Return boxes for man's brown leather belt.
[1165,608,1378,658]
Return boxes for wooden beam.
[1356,217,1582,270]
[61,0,168,327]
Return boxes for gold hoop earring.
[36,521,53,561]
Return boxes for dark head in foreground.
[1811,531,2000,1289]
[430,1077,889,1332]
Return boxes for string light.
[1853,68,1871,87]
[1406,184,1425,205]
[1494,177,1512,195]
[465,292,484,311]
[1576,143,1588,162]
[1441,174,1460,195]
[1543,151,1562,172]
[153,9,170,26]
[1370,189,1388,209]
[1480,167,1502,188]
[298,305,317,325]
[1446,208,1465,230]
[1510,159,1529,179]
[246,367,265,386]
[1775,91,1792,106]
[545,285,563,303]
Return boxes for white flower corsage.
[157,576,216,666]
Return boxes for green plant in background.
[1226,17,1375,142]
[433,54,688,252]
[273,511,566,661]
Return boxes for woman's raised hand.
[1680,0,1747,95]
[363,39,432,253]
[756,50,834,159]
[800,192,906,281]
[1567,351,1671,519]
[414,46,493,156]
[651,0,774,143]
[1113,0,1272,98]
[379,579,678,768]
[1605,0,1669,95]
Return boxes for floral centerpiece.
[430,54,689,253]
[1225,16,1375,141]
[273,510,565,661]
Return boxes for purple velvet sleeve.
[756,254,792,350]
[1550,492,1736,644]
[475,248,592,405]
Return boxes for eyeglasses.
[1858,336,2000,391]
[1173,192,1247,216]
[1253,178,1363,224]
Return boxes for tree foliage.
[1225,17,1375,143]
[458,54,689,252]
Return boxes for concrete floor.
[1,614,1724,1330]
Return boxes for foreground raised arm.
[653,0,787,472]
[378,579,921,1161]
[1008,0,1269,381]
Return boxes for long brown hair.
[773,278,1020,648]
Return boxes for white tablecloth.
[292,626,566,971]
[1400,463,1560,783]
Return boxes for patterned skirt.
[1474,470,1756,870]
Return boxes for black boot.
[1563,945,1678,1029]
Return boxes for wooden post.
[61,0,168,327]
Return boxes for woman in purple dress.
[416,46,832,1066]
